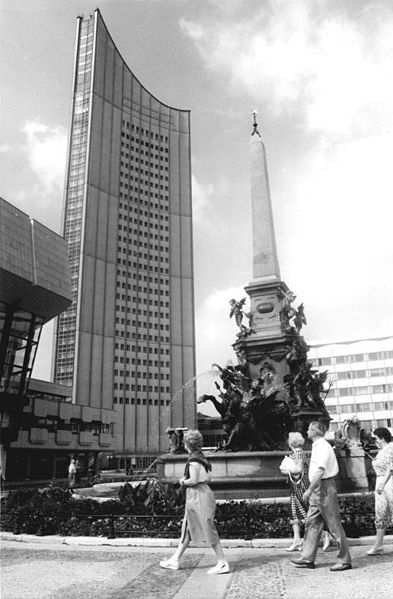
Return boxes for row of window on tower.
[115,329,170,342]
[113,396,171,405]
[114,343,170,354]
[114,356,169,366]
[121,120,169,142]
[115,296,169,308]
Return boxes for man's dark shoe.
[291,558,315,569]
[330,563,352,572]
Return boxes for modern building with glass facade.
[0,197,116,484]
[53,9,196,457]
[309,336,393,433]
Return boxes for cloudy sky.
[1,0,393,395]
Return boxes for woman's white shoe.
[207,561,230,575]
[322,535,333,552]
[367,547,384,556]
[159,558,180,570]
[286,542,302,552]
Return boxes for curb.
[1,531,392,548]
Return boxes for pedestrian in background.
[68,458,76,488]
[75,458,82,486]
[160,429,230,574]
[367,427,393,555]
[291,421,352,571]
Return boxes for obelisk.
[249,111,281,283]
[239,111,293,380]
[231,113,331,436]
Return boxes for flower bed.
[1,483,389,539]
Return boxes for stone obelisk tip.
[249,112,280,282]
[251,110,261,137]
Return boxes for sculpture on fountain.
[229,298,254,339]
[198,293,330,451]
[165,427,188,453]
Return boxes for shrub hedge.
[1,482,389,539]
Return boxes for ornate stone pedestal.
[334,417,374,492]
[335,447,372,492]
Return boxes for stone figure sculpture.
[229,298,254,338]
[280,289,308,335]
[334,415,363,450]
[165,427,188,453]
[293,303,307,333]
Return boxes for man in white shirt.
[291,421,352,571]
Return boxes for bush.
[118,479,185,514]
[1,487,73,536]
[216,501,293,538]
[1,485,388,539]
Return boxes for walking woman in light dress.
[367,426,393,555]
[160,429,230,574]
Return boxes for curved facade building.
[54,9,196,455]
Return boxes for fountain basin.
[157,450,291,500]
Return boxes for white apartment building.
[309,336,393,433]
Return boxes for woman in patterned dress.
[284,432,309,551]
[367,427,393,555]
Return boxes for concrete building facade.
[309,336,393,433]
[0,197,118,485]
[53,9,196,457]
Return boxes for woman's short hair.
[183,429,203,451]
[373,427,392,444]
[288,432,305,448]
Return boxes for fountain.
[157,113,331,498]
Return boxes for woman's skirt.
[289,474,308,525]
[375,476,393,529]
[180,483,220,546]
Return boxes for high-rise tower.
[53,10,196,455]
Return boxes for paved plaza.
[1,534,393,599]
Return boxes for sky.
[1,0,393,405]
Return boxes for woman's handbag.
[279,455,300,475]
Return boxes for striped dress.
[288,448,309,524]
